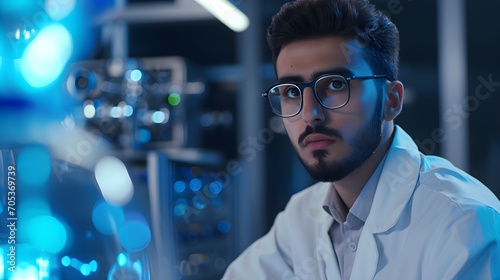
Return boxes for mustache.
[298,125,343,146]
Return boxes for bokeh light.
[9,263,39,280]
[128,69,142,82]
[136,128,151,143]
[152,110,167,124]
[192,195,207,210]
[94,156,134,206]
[168,93,181,106]
[22,215,68,254]
[21,23,73,88]
[173,180,186,193]
[117,252,127,267]
[61,256,71,267]
[17,146,51,189]
[118,215,151,252]
[80,263,91,276]
[217,220,231,234]
[45,0,76,20]
[209,180,223,195]
[189,178,202,192]
[91,200,125,235]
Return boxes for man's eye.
[328,79,347,90]
[285,87,300,98]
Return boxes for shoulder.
[416,154,500,215]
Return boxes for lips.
[301,134,336,149]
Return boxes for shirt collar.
[322,154,388,224]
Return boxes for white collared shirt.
[323,155,387,280]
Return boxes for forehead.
[275,36,372,80]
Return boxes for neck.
[332,124,395,209]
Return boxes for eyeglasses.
[262,74,388,118]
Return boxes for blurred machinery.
[65,56,206,150]
[0,0,238,279]
[61,57,236,279]
[147,149,234,279]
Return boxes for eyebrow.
[277,68,355,83]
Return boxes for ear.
[383,80,404,121]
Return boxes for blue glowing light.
[24,215,68,254]
[174,198,188,216]
[21,23,73,88]
[91,200,125,235]
[217,220,231,234]
[123,105,134,117]
[209,181,223,195]
[200,113,215,127]
[129,69,142,82]
[173,180,186,193]
[136,128,151,143]
[118,220,151,252]
[17,146,51,189]
[61,256,71,267]
[59,255,98,276]
[80,263,91,276]
[37,257,50,279]
[192,195,207,210]
[10,263,39,280]
[110,106,122,118]
[117,252,127,267]
[70,257,82,269]
[151,111,166,124]
[189,178,202,192]
[174,204,186,216]
[133,260,143,275]
[46,0,76,20]
[89,260,98,272]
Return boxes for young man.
[223,0,500,279]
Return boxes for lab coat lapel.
[348,230,379,280]
[319,226,342,280]
[311,200,342,280]
[349,127,422,280]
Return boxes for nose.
[301,86,325,124]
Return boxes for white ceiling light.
[194,0,250,32]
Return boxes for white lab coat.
[222,126,500,280]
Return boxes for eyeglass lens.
[267,75,349,117]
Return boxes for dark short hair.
[267,0,400,80]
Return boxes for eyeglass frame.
[262,73,389,118]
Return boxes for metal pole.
[235,0,266,253]
[110,0,128,59]
[437,0,468,170]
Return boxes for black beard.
[297,96,383,182]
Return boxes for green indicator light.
[168,93,181,106]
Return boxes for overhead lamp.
[194,0,249,32]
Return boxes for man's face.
[276,36,384,182]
